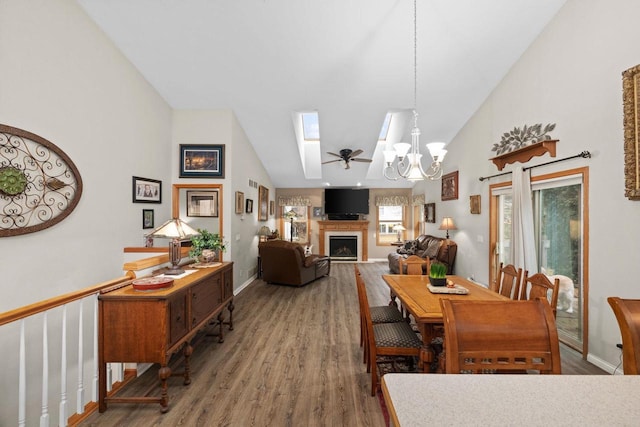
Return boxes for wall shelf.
[490,140,558,171]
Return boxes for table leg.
[227,298,234,330]
[158,366,171,413]
[416,323,437,373]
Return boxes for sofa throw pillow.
[419,239,441,259]
[397,239,418,255]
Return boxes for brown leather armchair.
[259,240,331,286]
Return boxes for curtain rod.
[478,151,591,182]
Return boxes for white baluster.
[19,319,26,427]
[106,362,112,392]
[92,295,99,402]
[76,301,85,414]
[59,305,68,427]
[40,313,50,427]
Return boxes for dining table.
[381,373,640,426]
[381,274,508,372]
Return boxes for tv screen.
[324,188,369,215]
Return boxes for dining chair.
[398,255,430,275]
[492,263,523,300]
[353,266,405,363]
[441,297,561,374]
[607,297,640,374]
[355,266,422,395]
[521,272,560,317]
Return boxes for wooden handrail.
[122,247,191,272]
[0,273,135,327]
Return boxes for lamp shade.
[258,226,271,236]
[146,218,200,240]
[393,225,406,231]
[438,217,457,231]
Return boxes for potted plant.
[429,262,447,287]
[189,229,226,263]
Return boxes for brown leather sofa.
[388,234,457,274]
[259,240,331,286]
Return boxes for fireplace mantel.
[318,220,369,261]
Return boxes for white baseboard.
[587,353,622,375]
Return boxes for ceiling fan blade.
[349,149,363,158]
[351,158,373,163]
[326,152,342,158]
[321,159,343,164]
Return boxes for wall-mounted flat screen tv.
[324,188,369,215]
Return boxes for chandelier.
[383,0,447,182]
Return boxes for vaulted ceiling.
[79,0,566,188]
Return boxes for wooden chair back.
[441,297,561,374]
[521,272,560,317]
[607,297,640,374]
[493,263,523,300]
[399,255,429,275]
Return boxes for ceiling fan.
[322,149,373,169]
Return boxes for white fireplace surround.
[326,231,363,262]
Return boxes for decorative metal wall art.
[0,124,83,237]
[492,123,556,155]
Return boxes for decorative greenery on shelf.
[492,123,556,155]
[189,228,227,259]
[429,262,447,279]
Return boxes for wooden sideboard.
[98,262,234,413]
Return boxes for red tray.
[132,277,174,291]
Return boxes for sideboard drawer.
[191,276,222,326]
[168,292,188,346]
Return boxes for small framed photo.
[142,209,154,229]
[187,190,219,217]
[441,171,459,201]
[235,191,244,214]
[470,195,481,214]
[269,200,275,216]
[424,203,436,223]
[313,207,322,217]
[132,176,162,203]
[246,198,253,213]
[179,144,225,178]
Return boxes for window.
[378,112,392,141]
[301,112,319,141]
[377,205,404,245]
[281,205,309,244]
[490,168,588,352]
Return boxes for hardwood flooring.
[79,262,606,427]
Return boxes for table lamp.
[145,218,200,275]
[438,217,457,240]
[393,224,406,242]
[258,225,271,242]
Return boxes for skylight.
[378,112,392,141]
[301,112,320,141]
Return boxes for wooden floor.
[79,262,606,427]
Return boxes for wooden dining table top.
[381,274,508,324]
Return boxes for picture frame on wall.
[424,203,436,223]
[179,144,225,178]
[269,200,275,216]
[132,176,162,203]
[258,185,269,221]
[142,209,154,229]
[246,199,253,213]
[313,206,322,217]
[187,190,219,217]
[441,171,459,201]
[235,191,244,214]
[470,194,481,214]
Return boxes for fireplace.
[329,235,358,261]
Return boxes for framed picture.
[269,200,275,216]
[187,190,219,217]
[313,206,322,217]
[246,199,253,213]
[258,185,269,221]
[132,176,161,203]
[235,191,244,214]
[623,64,640,200]
[142,209,154,229]
[470,195,481,214]
[441,171,459,201]
[424,203,436,223]
[179,144,225,178]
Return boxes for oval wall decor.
[0,124,83,237]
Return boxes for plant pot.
[199,249,217,264]
[429,276,446,287]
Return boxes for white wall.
[0,0,173,424]
[414,0,640,370]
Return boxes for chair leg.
[370,350,377,396]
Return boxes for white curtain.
[511,166,538,274]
